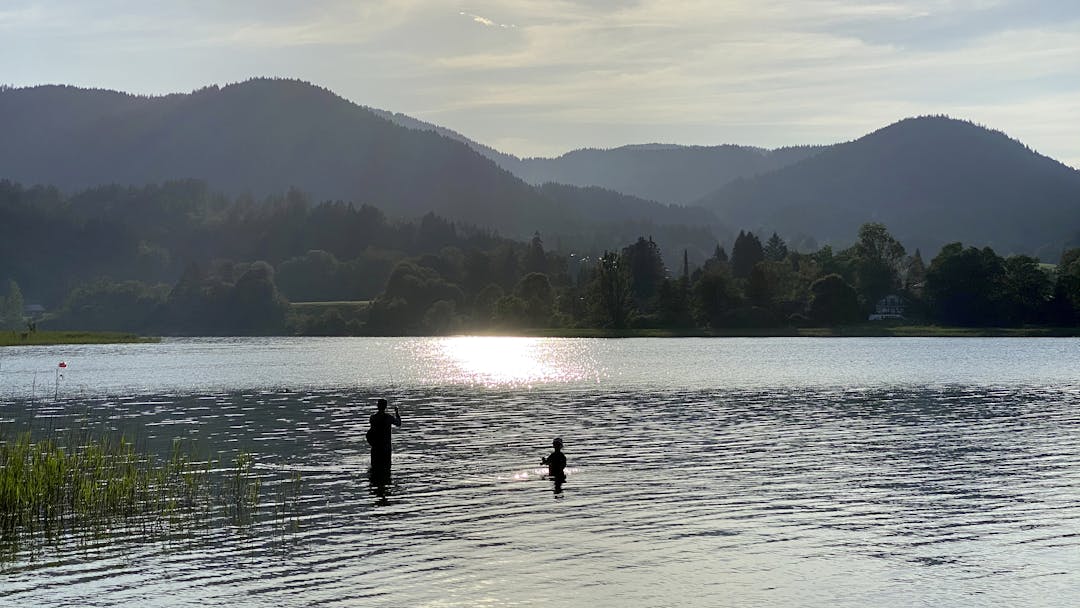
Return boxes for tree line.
[359,223,1080,334]
[2,179,1078,335]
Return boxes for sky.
[2,0,1079,167]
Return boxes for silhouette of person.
[367,398,401,482]
[541,437,567,483]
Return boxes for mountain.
[0,79,720,246]
[8,80,1073,262]
[507,144,822,205]
[368,108,522,173]
[697,116,1080,259]
[373,109,822,205]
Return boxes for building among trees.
[868,295,905,321]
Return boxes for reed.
[0,430,269,560]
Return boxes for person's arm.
[393,407,402,427]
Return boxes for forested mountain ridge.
[697,116,1080,260]
[506,144,823,205]
[5,80,1078,263]
[373,108,822,205]
[0,79,719,246]
[368,107,522,173]
[6,175,1079,336]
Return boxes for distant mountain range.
[2,78,1079,259]
[0,79,716,249]
[371,108,822,205]
[697,116,1080,258]
[383,107,1080,258]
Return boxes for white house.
[868,294,904,321]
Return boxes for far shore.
[0,331,159,347]
[468,325,1080,338]
[5,326,1078,347]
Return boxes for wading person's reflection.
[366,398,401,483]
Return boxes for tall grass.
[0,430,270,562]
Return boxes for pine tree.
[731,231,764,279]
[906,249,927,293]
[525,231,546,274]
[764,232,789,262]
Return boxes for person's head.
[377,398,388,411]
[552,437,563,451]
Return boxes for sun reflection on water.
[434,336,584,386]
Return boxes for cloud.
[0,4,46,29]
[459,11,516,28]
[3,0,1078,166]
[403,0,1078,165]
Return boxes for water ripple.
[3,381,1080,606]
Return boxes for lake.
[2,337,1080,606]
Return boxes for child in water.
[541,437,567,481]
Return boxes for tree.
[692,267,740,328]
[276,250,342,302]
[368,261,464,333]
[745,263,775,308]
[852,223,906,308]
[1056,248,1080,315]
[655,278,692,327]
[416,212,458,253]
[1000,255,1052,325]
[473,283,504,325]
[493,294,528,326]
[731,231,764,279]
[463,249,494,294]
[525,232,547,274]
[50,280,168,332]
[514,272,555,326]
[495,244,520,289]
[808,274,860,325]
[589,251,632,328]
[621,236,667,313]
[556,283,588,326]
[228,261,289,335]
[422,300,457,334]
[701,244,730,276]
[905,249,927,293]
[926,243,1005,326]
[764,233,789,262]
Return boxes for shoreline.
[5,326,1079,346]
[462,325,1080,338]
[0,331,159,347]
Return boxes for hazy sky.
[3,1,1079,167]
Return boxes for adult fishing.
[366,398,401,483]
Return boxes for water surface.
[2,337,1079,606]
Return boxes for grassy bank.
[0,331,158,347]
[479,325,1080,338]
